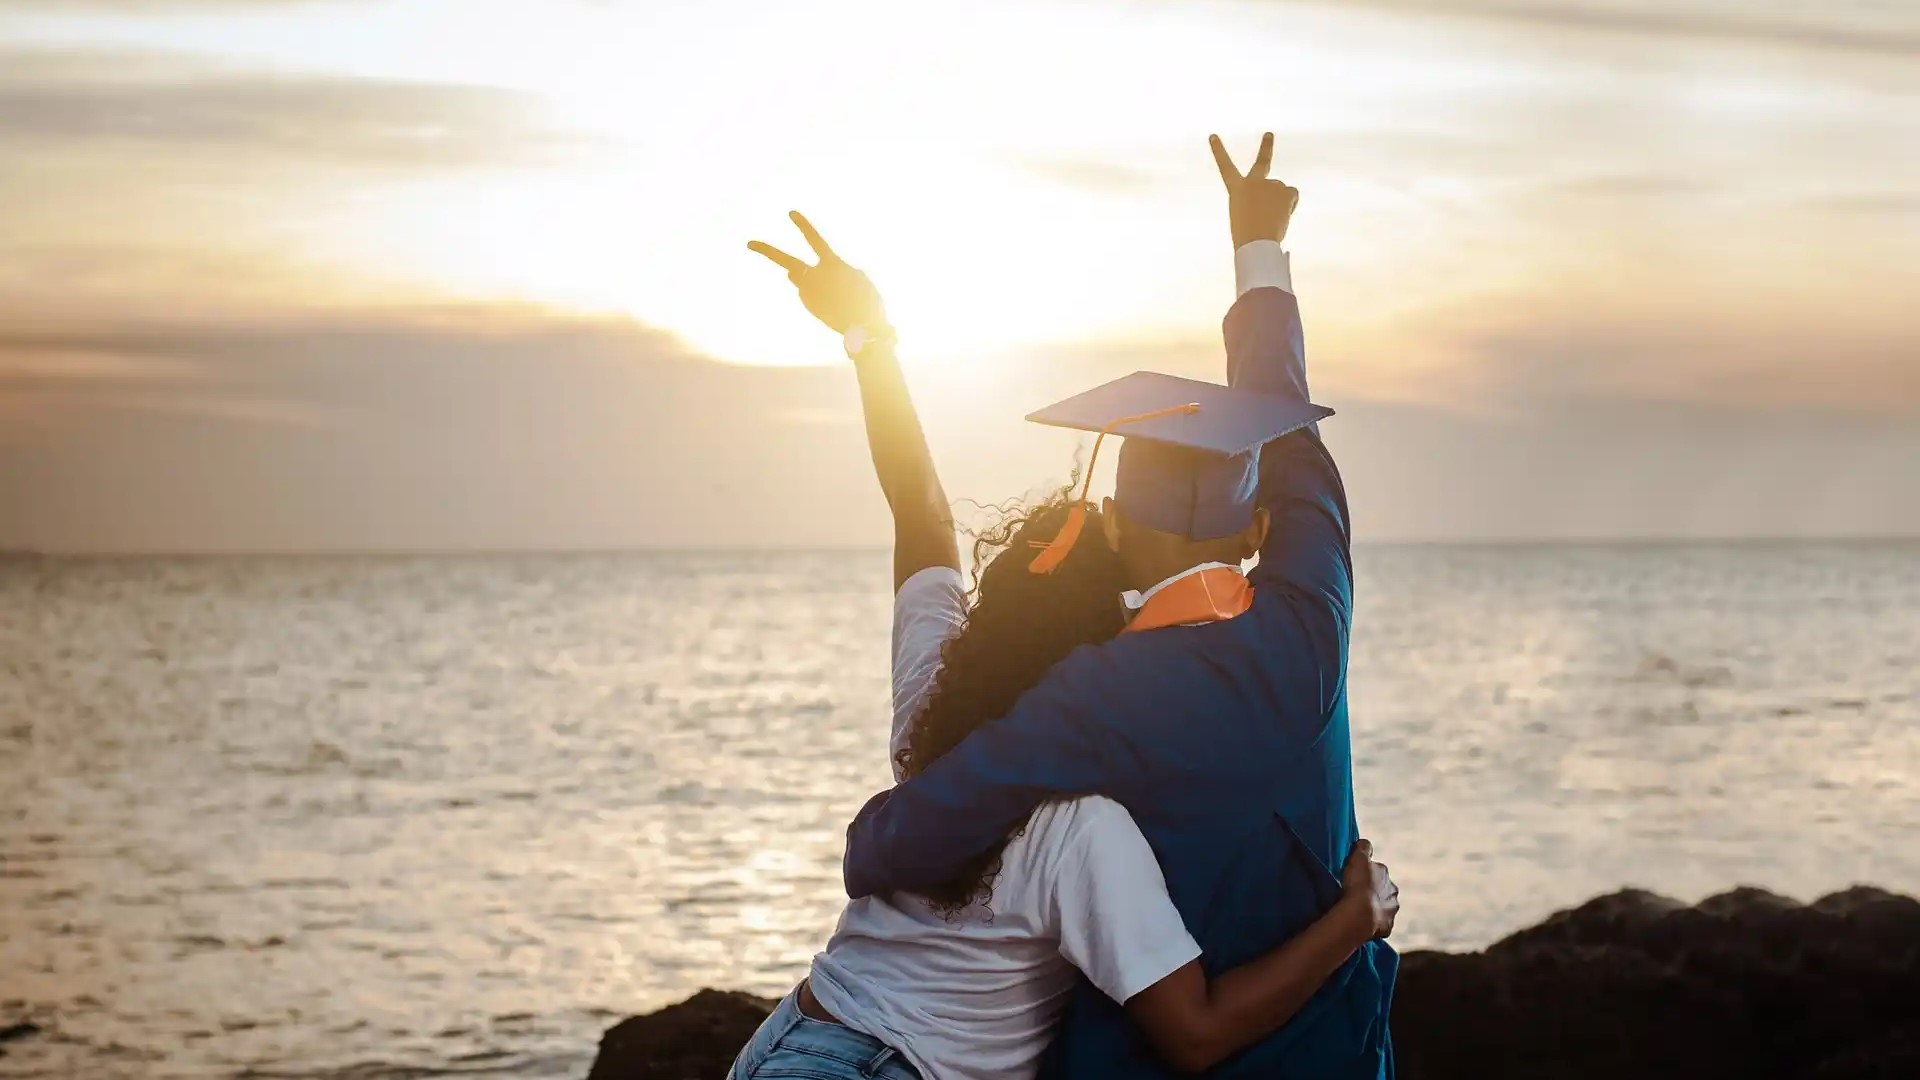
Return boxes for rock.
[1800,1020,1920,1080]
[1398,887,1920,1080]
[588,888,1920,1080]
[0,1021,41,1043]
[586,989,774,1080]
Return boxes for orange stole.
[1122,567,1255,634]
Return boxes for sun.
[329,153,1180,371]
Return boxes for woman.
[730,212,1398,1080]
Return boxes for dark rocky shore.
[588,886,1920,1079]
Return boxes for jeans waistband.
[734,989,917,1080]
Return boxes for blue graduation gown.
[842,284,1398,1079]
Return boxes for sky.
[0,0,1914,552]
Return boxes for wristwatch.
[843,324,897,359]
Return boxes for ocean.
[2,544,1916,1078]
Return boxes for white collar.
[1121,561,1242,612]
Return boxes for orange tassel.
[1028,403,1199,574]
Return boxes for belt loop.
[862,1044,898,1076]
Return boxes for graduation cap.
[1024,371,1332,573]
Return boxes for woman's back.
[806,568,1199,1080]
[811,796,1196,1080]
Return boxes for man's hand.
[1211,132,1299,250]
[1338,839,1399,940]
[748,211,887,335]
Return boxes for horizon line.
[4,534,1917,559]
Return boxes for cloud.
[1009,155,1173,195]
[0,45,593,322]
[0,47,576,168]
[1434,298,1920,416]
[0,348,205,384]
[1818,192,1920,217]
[4,298,1915,552]
[1041,266,1920,420]
[1328,396,1920,541]
[0,1,357,11]
[6,386,342,428]
[1323,272,1920,420]
[1277,0,1919,59]
[1538,173,1708,200]
[0,305,888,552]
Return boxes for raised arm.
[749,212,959,591]
[1210,135,1352,619]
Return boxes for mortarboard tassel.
[1028,402,1200,574]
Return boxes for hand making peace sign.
[1211,132,1300,250]
[748,211,888,336]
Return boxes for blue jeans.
[726,990,920,1080]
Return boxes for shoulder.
[892,565,967,664]
[1059,618,1265,683]
[894,565,967,623]
[1250,580,1349,657]
[1007,797,1154,905]
[1028,795,1147,856]
[1052,628,1184,678]
[1015,628,1242,718]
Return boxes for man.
[840,133,1397,1079]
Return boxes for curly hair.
[892,477,1130,916]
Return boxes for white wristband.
[844,325,897,358]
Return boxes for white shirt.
[807,566,1202,1080]
[1120,560,1243,614]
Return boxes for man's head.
[1093,437,1271,589]
[1100,494,1270,592]
[1022,371,1327,587]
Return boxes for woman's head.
[894,479,1130,914]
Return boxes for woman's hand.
[748,211,887,335]
[1338,839,1399,940]
[1210,132,1300,250]
[1128,834,1402,1073]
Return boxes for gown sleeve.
[842,650,1137,899]
[1226,257,1353,635]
